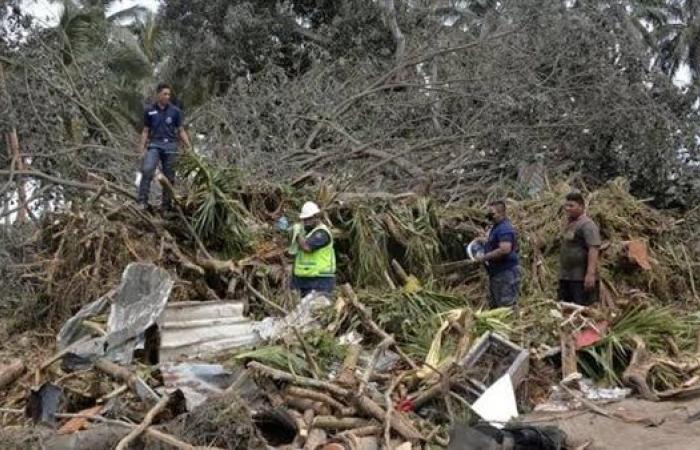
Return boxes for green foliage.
[232,330,346,377]
[388,197,442,277]
[347,207,390,287]
[233,345,309,375]
[179,152,251,257]
[579,305,696,385]
[357,287,514,359]
[303,329,349,371]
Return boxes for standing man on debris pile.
[558,192,601,305]
[289,201,336,297]
[474,200,521,309]
[137,83,191,211]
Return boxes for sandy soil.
[522,396,700,450]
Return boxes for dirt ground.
[522,397,700,450]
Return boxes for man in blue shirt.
[137,83,191,211]
[473,200,520,308]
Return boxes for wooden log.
[560,328,577,379]
[248,361,349,397]
[311,416,375,430]
[284,396,326,415]
[94,358,158,401]
[335,344,361,388]
[304,428,327,450]
[338,426,382,437]
[353,395,422,441]
[0,360,25,389]
[54,413,225,450]
[286,386,348,412]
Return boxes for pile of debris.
[1,174,699,449]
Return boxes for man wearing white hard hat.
[289,201,336,297]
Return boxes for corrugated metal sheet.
[158,301,259,362]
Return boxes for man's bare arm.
[139,127,149,153]
[179,128,192,150]
[479,241,513,262]
[584,247,599,291]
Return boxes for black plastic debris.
[448,422,568,450]
[26,382,63,427]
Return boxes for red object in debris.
[395,397,415,412]
[574,321,609,349]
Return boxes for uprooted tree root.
[622,335,700,402]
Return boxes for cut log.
[286,386,348,413]
[0,360,25,389]
[312,416,375,430]
[560,329,577,379]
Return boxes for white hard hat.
[299,201,321,219]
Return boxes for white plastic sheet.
[471,373,518,429]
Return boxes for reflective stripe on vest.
[293,224,336,278]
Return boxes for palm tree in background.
[54,0,160,133]
[635,0,700,80]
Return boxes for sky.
[20,0,160,27]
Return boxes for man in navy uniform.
[473,200,521,309]
[137,83,191,211]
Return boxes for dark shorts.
[488,266,521,308]
[558,279,599,306]
[291,276,335,298]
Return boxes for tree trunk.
[0,62,28,224]
[383,0,406,67]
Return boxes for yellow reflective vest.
[293,224,336,278]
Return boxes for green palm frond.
[348,207,389,287]
[180,152,251,257]
[580,305,695,385]
[58,0,108,63]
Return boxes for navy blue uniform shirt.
[484,218,519,275]
[143,102,182,151]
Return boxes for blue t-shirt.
[484,219,519,275]
[143,102,182,151]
